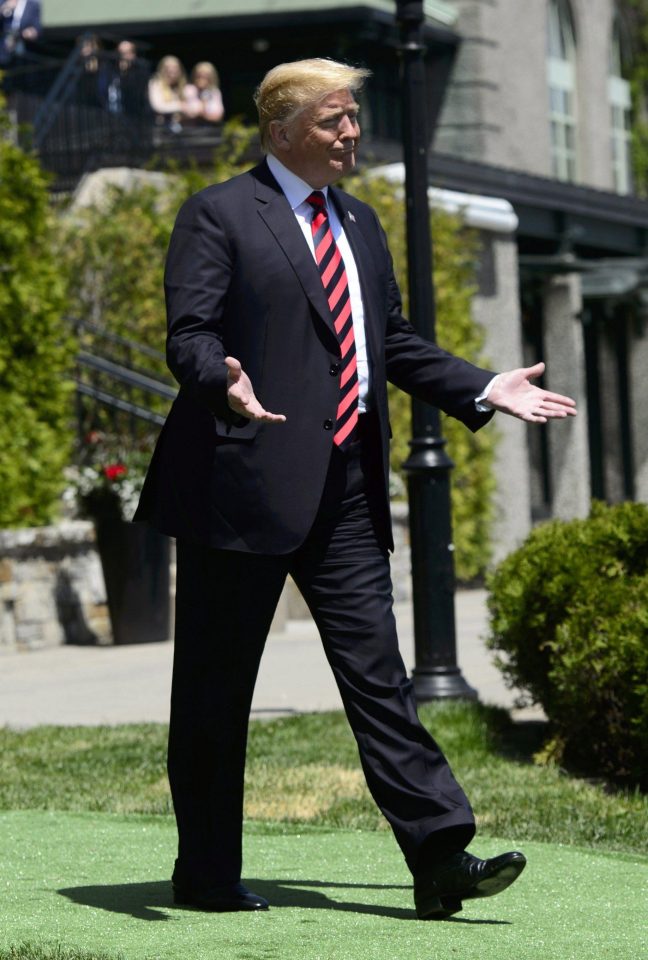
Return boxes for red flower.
[103,464,127,481]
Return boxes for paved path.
[0,590,541,728]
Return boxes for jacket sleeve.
[164,189,233,420]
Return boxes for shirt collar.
[266,154,329,211]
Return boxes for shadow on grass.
[496,717,549,763]
[467,702,549,764]
[58,881,174,922]
[58,879,510,925]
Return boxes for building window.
[609,12,632,194]
[547,0,578,181]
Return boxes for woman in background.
[148,55,191,132]
[183,61,224,124]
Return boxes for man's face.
[272,89,361,188]
[118,42,136,65]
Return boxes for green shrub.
[61,121,255,358]
[486,501,648,788]
[620,0,648,195]
[59,123,256,439]
[0,102,75,527]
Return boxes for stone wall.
[0,509,414,652]
[0,522,110,653]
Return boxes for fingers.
[224,356,242,380]
[523,413,548,424]
[526,399,577,421]
[541,390,577,408]
[225,356,286,423]
[238,402,286,423]
[539,401,576,416]
[524,361,545,381]
[229,395,286,422]
[533,390,578,418]
[522,363,577,412]
[259,410,287,423]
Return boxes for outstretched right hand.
[225,356,286,423]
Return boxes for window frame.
[546,0,578,182]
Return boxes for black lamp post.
[395,0,477,700]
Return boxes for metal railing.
[72,318,176,440]
[4,41,224,191]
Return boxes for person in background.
[184,62,224,124]
[104,40,149,117]
[77,34,104,107]
[78,33,102,73]
[0,0,40,67]
[148,54,191,132]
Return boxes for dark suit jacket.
[0,0,40,63]
[134,160,494,553]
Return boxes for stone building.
[429,0,648,560]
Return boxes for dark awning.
[428,153,648,255]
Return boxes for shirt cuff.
[474,374,500,413]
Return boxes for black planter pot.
[94,519,171,645]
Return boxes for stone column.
[629,314,648,502]
[474,231,533,564]
[543,274,590,519]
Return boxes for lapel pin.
[348,211,356,222]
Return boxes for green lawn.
[2,812,646,960]
[1,704,646,960]
[1,703,646,854]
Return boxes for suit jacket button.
[329,363,340,376]
[323,419,333,430]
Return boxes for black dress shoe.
[173,880,269,912]
[414,849,526,920]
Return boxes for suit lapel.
[253,165,337,342]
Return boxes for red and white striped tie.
[307,191,359,448]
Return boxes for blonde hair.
[153,56,187,101]
[191,61,220,89]
[254,58,371,154]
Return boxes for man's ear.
[269,120,291,154]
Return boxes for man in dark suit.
[135,58,576,920]
[0,0,40,66]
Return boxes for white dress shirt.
[11,0,28,30]
[266,154,372,413]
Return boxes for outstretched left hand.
[487,362,577,423]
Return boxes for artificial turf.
[1,810,646,960]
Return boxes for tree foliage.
[620,0,648,194]
[61,121,255,363]
[0,102,75,527]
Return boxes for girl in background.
[184,61,224,124]
[148,55,190,132]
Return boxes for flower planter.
[94,519,170,645]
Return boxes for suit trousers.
[168,416,476,886]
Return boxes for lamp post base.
[412,666,478,702]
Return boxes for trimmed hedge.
[486,501,648,788]
[0,101,75,526]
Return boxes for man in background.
[0,0,40,67]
